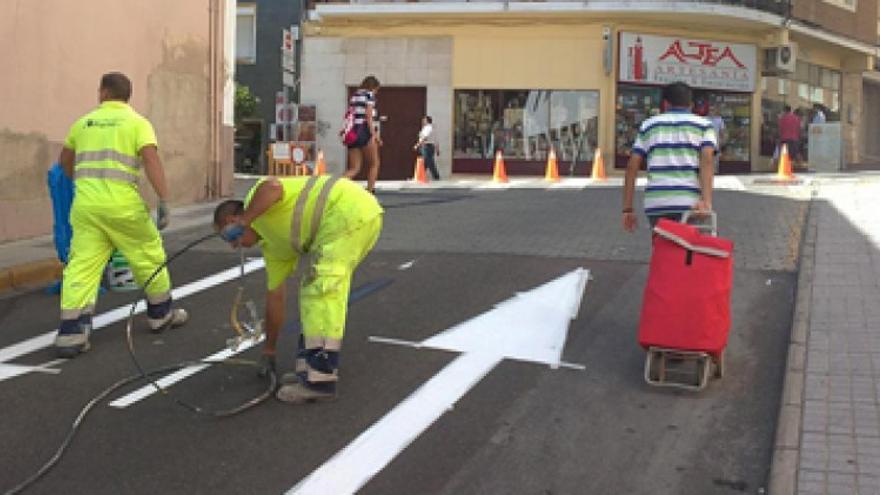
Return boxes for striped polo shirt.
[632,109,717,216]
[349,89,377,126]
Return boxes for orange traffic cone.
[313,150,326,176]
[545,148,560,182]
[413,156,428,184]
[590,148,607,181]
[776,143,795,180]
[492,150,509,183]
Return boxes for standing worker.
[214,175,383,404]
[413,115,440,180]
[54,72,188,358]
[622,81,716,232]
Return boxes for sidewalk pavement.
[770,175,880,494]
[0,200,223,295]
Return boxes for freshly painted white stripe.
[0,362,62,380]
[292,268,588,494]
[289,352,502,494]
[0,259,265,366]
[108,335,263,408]
[397,259,416,270]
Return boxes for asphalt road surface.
[0,185,808,494]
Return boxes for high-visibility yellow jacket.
[245,176,383,290]
[64,101,156,206]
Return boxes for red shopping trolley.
[639,211,734,391]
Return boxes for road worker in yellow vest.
[214,175,383,403]
[55,72,187,358]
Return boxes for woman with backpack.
[342,75,382,194]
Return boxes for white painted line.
[109,335,264,408]
[367,336,421,348]
[0,259,265,366]
[0,362,62,380]
[397,259,416,270]
[289,352,503,494]
[558,361,587,371]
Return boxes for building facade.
[235,0,306,173]
[300,0,879,178]
[0,0,236,243]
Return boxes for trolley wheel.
[714,350,725,379]
[645,350,661,382]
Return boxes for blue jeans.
[420,144,440,180]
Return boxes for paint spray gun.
[227,246,264,351]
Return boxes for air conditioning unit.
[764,43,798,75]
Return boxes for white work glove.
[156,200,170,231]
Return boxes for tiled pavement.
[789,179,880,495]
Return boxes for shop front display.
[615,32,757,173]
[453,89,599,175]
[760,61,841,162]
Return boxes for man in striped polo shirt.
[622,82,716,233]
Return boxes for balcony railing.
[309,0,791,17]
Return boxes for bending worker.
[55,72,187,358]
[214,175,383,404]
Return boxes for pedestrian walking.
[343,75,382,194]
[413,115,440,180]
[777,105,805,169]
[54,72,187,358]
[622,81,716,232]
[811,103,826,124]
[214,175,383,404]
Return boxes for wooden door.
[347,86,427,180]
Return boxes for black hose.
[5,231,276,495]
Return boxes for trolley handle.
[681,210,717,237]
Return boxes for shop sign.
[619,32,756,92]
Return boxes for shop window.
[453,89,598,163]
[615,84,751,168]
[759,62,842,157]
[778,79,788,95]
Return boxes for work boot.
[276,380,337,404]
[55,332,91,358]
[54,321,92,359]
[147,308,188,333]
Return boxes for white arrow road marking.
[0,259,265,383]
[289,268,589,495]
[397,259,417,271]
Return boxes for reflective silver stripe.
[76,149,141,169]
[290,177,321,254]
[61,305,95,320]
[74,167,139,184]
[303,177,340,253]
[305,336,342,351]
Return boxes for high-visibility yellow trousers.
[285,214,382,352]
[61,202,171,321]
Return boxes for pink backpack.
[340,108,358,145]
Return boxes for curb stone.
[768,183,819,494]
[0,258,63,294]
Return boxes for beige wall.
[0,0,232,243]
